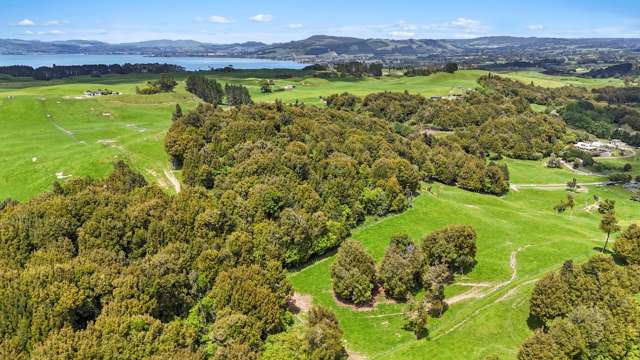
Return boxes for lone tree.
[421,225,477,274]
[566,178,578,192]
[554,193,575,215]
[599,200,620,253]
[172,104,183,121]
[306,306,348,360]
[157,73,178,92]
[403,296,429,339]
[377,234,422,300]
[613,224,640,264]
[331,240,376,305]
[444,62,459,73]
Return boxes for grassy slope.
[0,71,485,200]
[501,71,624,89]
[290,172,639,359]
[0,84,199,200]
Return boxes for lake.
[0,54,304,71]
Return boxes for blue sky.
[2,0,640,43]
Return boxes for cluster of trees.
[593,86,640,104]
[334,62,383,77]
[454,113,567,160]
[0,162,311,358]
[225,84,253,106]
[165,102,510,268]
[186,75,224,104]
[325,84,566,163]
[428,142,510,195]
[262,306,347,360]
[136,74,177,95]
[415,90,527,130]
[361,91,426,123]
[560,99,640,145]
[166,103,431,265]
[519,249,640,359]
[584,63,634,79]
[403,63,458,77]
[330,226,477,338]
[478,74,589,106]
[560,101,617,138]
[0,63,184,81]
[185,75,253,106]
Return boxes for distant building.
[574,140,629,156]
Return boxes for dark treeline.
[225,84,253,106]
[186,74,224,104]
[0,63,185,81]
[584,63,634,78]
[593,86,640,104]
[403,62,458,77]
[334,61,383,77]
[185,74,252,106]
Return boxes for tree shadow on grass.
[526,314,544,330]
[592,246,615,255]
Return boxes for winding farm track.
[163,168,181,193]
[510,181,614,191]
[446,246,527,306]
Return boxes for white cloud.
[450,17,485,33]
[17,19,35,26]
[24,30,34,35]
[389,31,415,38]
[418,17,488,38]
[45,20,68,26]
[250,14,273,23]
[35,30,64,35]
[397,21,417,31]
[528,24,544,31]
[208,15,232,24]
[288,23,304,29]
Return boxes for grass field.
[595,152,640,178]
[1,67,638,358]
[501,71,624,88]
[0,70,488,200]
[289,169,640,359]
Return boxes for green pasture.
[290,177,639,359]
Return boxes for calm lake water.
[0,54,304,71]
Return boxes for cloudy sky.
[2,0,640,43]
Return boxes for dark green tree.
[331,240,376,305]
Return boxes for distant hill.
[2,35,640,61]
[254,35,640,58]
[0,38,267,56]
